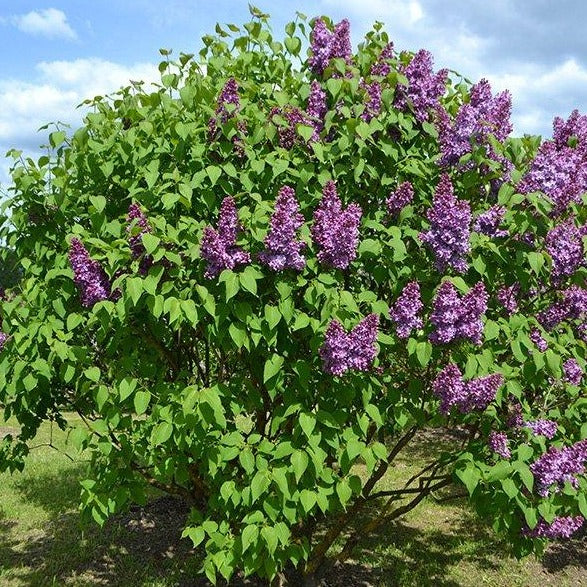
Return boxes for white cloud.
[11,8,77,40]
[488,58,587,136]
[0,58,159,189]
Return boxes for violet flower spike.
[420,174,471,274]
[258,186,306,271]
[68,237,111,308]
[488,431,511,459]
[389,281,423,339]
[200,196,251,279]
[311,180,362,270]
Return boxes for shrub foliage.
[1,7,587,583]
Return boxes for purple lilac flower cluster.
[538,285,587,331]
[320,314,379,376]
[208,78,241,140]
[0,331,8,351]
[563,358,583,385]
[432,363,503,414]
[370,42,394,76]
[200,196,251,279]
[270,106,315,150]
[488,431,511,459]
[311,180,362,270]
[389,281,423,338]
[308,18,352,75]
[429,281,488,345]
[68,237,111,308]
[497,283,520,315]
[307,80,328,139]
[473,205,508,238]
[530,439,587,496]
[524,516,584,539]
[386,181,414,217]
[420,174,471,273]
[529,327,548,351]
[437,79,512,168]
[259,186,306,271]
[526,419,558,439]
[395,49,448,122]
[360,81,382,122]
[545,220,584,281]
[518,110,587,215]
[127,202,153,274]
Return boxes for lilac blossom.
[308,18,352,75]
[420,174,471,273]
[307,80,328,139]
[0,331,8,351]
[320,314,379,375]
[389,281,423,338]
[208,78,241,140]
[545,220,584,281]
[497,283,520,315]
[395,49,448,122]
[529,327,548,352]
[488,431,511,459]
[530,439,587,496]
[473,206,508,238]
[507,402,524,428]
[518,110,587,215]
[68,237,111,308]
[563,358,583,385]
[437,79,512,168]
[360,81,382,122]
[311,180,362,270]
[429,281,488,345]
[524,516,584,539]
[526,419,558,440]
[270,106,314,150]
[432,363,503,414]
[200,196,251,279]
[386,181,414,217]
[370,42,394,76]
[461,373,505,412]
[127,202,153,274]
[259,186,306,271]
[432,363,467,414]
[538,285,587,331]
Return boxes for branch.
[335,477,453,564]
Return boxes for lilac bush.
[2,10,587,585]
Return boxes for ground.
[0,419,585,586]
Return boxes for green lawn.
[0,418,584,586]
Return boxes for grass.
[0,418,585,586]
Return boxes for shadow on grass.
[1,465,586,586]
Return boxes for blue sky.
[2,1,587,187]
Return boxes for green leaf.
[284,36,301,55]
[261,526,278,555]
[84,366,100,383]
[239,271,257,295]
[336,480,352,506]
[240,449,255,474]
[264,305,281,330]
[89,195,106,213]
[263,354,283,383]
[299,413,315,438]
[291,450,309,483]
[141,233,160,255]
[206,165,222,185]
[152,422,173,446]
[415,341,432,367]
[134,391,151,415]
[242,525,259,554]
